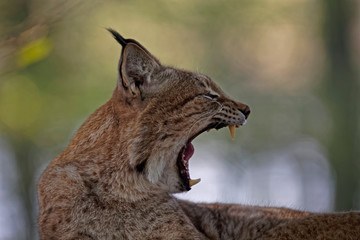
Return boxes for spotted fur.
[37,30,360,239]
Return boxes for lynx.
[37,29,360,239]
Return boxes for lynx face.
[109,30,250,193]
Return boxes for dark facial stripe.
[136,159,147,172]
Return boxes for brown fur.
[38,31,360,239]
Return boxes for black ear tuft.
[107,28,127,47]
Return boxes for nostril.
[240,105,251,119]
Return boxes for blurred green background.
[0,0,359,239]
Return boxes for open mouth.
[177,120,246,191]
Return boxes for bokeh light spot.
[0,75,43,134]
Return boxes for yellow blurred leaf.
[16,37,52,67]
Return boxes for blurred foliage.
[0,0,359,239]
[16,37,52,68]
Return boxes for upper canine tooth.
[229,125,236,139]
[189,178,201,187]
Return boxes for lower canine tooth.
[189,178,201,187]
[229,125,236,139]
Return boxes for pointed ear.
[120,43,161,97]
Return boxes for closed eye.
[202,93,219,100]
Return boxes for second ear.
[120,43,160,97]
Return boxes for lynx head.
[108,29,250,194]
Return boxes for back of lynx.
[37,30,360,240]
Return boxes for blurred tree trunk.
[322,0,360,210]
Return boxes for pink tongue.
[184,142,194,161]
